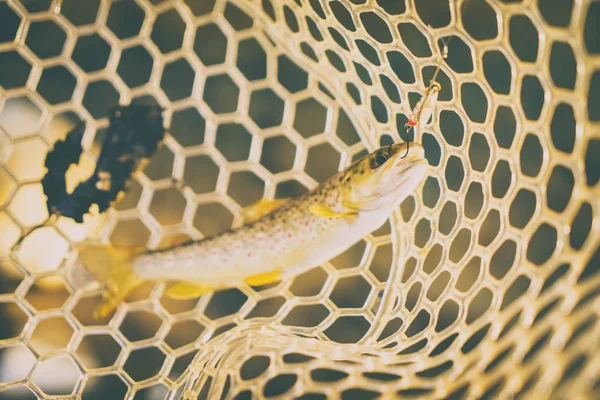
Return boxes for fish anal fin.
[164,282,215,300]
[242,199,289,223]
[309,204,357,221]
[244,269,282,286]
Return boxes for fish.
[77,142,429,318]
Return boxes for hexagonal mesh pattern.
[0,0,599,399]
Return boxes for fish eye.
[371,151,390,169]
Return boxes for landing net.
[0,0,599,399]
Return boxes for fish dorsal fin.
[241,198,289,223]
[309,204,358,221]
[164,282,215,299]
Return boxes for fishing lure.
[16,105,165,246]
[77,142,430,318]
[402,42,448,158]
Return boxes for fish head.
[339,142,429,211]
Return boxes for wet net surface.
[0,0,599,399]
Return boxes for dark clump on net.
[47,105,164,222]
[36,105,165,229]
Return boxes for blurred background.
[0,0,599,399]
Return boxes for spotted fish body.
[136,179,382,285]
[133,143,429,288]
[77,142,428,314]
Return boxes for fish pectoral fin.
[242,198,289,224]
[244,270,282,286]
[164,282,215,299]
[309,204,358,221]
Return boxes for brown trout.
[77,142,428,317]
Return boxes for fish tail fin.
[76,244,144,319]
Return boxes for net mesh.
[0,0,599,398]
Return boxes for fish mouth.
[408,157,429,168]
[350,145,428,211]
[395,144,425,167]
[394,155,428,176]
[371,157,429,199]
[358,158,428,211]
[388,156,429,192]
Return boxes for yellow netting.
[0,0,599,398]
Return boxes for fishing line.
[400,0,471,159]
